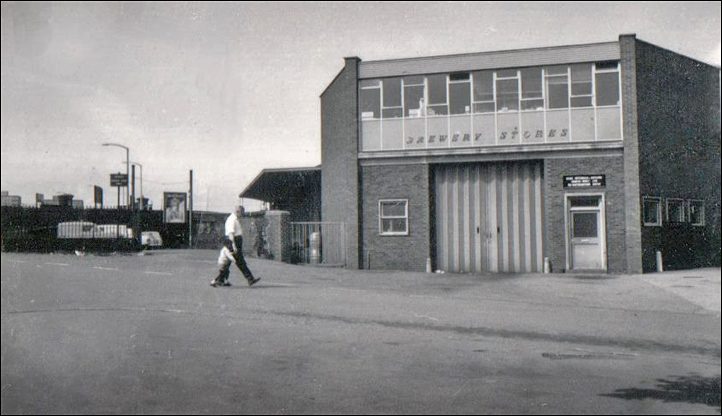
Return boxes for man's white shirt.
[225,213,243,239]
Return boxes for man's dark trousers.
[232,236,254,282]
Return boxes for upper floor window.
[521,68,544,110]
[358,60,622,150]
[427,74,448,115]
[571,64,593,108]
[472,70,495,113]
[449,73,471,115]
[545,66,569,109]
[360,80,380,120]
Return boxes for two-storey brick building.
[318,34,720,274]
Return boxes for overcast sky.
[1,1,720,212]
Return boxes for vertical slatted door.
[435,161,544,274]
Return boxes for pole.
[125,147,129,210]
[189,169,194,249]
[139,164,144,210]
[131,164,136,211]
[116,175,121,239]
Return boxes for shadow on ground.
[602,375,721,412]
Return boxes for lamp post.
[124,161,143,210]
[102,143,130,209]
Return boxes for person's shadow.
[602,374,721,412]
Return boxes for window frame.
[379,199,409,236]
[570,63,594,108]
[688,199,705,227]
[359,81,381,120]
[666,198,686,223]
[359,60,623,151]
[642,196,662,227]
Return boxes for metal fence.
[290,222,346,266]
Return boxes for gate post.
[264,210,291,263]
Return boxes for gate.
[290,222,346,266]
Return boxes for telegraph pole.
[131,164,136,210]
[189,169,194,249]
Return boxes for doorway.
[566,194,606,271]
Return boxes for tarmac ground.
[2,250,720,414]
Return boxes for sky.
[1,1,720,212]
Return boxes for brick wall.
[361,163,431,272]
[544,155,627,273]
[321,57,361,268]
[634,39,722,270]
[619,34,644,274]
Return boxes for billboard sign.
[163,192,187,223]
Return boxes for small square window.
[379,199,408,236]
[643,197,662,226]
[666,199,686,223]
[688,200,705,226]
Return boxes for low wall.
[240,210,290,262]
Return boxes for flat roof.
[358,40,621,79]
[239,166,321,203]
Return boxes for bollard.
[656,250,664,273]
[309,232,321,264]
[544,257,551,274]
[426,257,432,274]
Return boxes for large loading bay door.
[435,162,544,273]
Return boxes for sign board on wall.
[563,175,606,188]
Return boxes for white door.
[568,196,605,271]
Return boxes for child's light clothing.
[218,245,235,266]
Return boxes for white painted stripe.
[523,164,533,273]
[45,262,70,267]
[488,165,498,273]
[500,165,509,272]
[534,163,544,272]
[144,271,173,276]
[512,164,521,273]
[480,165,489,273]
[440,168,448,271]
[463,166,471,273]
[93,266,119,271]
[472,164,484,273]
[451,166,459,271]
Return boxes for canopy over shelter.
[239,166,321,222]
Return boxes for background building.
[1,191,22,207]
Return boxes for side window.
[666,199,686,223]
[379,199,409,235]
[642,197,662,227]
[688,200,705,226]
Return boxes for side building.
[320,34,720,274]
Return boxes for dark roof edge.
[634,38,721,70]
[239,166,321,198]
[359,40,620,66]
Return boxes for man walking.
[211,204,260,287]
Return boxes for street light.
[124,161,143,210]
[102,143,129,209]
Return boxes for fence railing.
[290,222,346,266]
